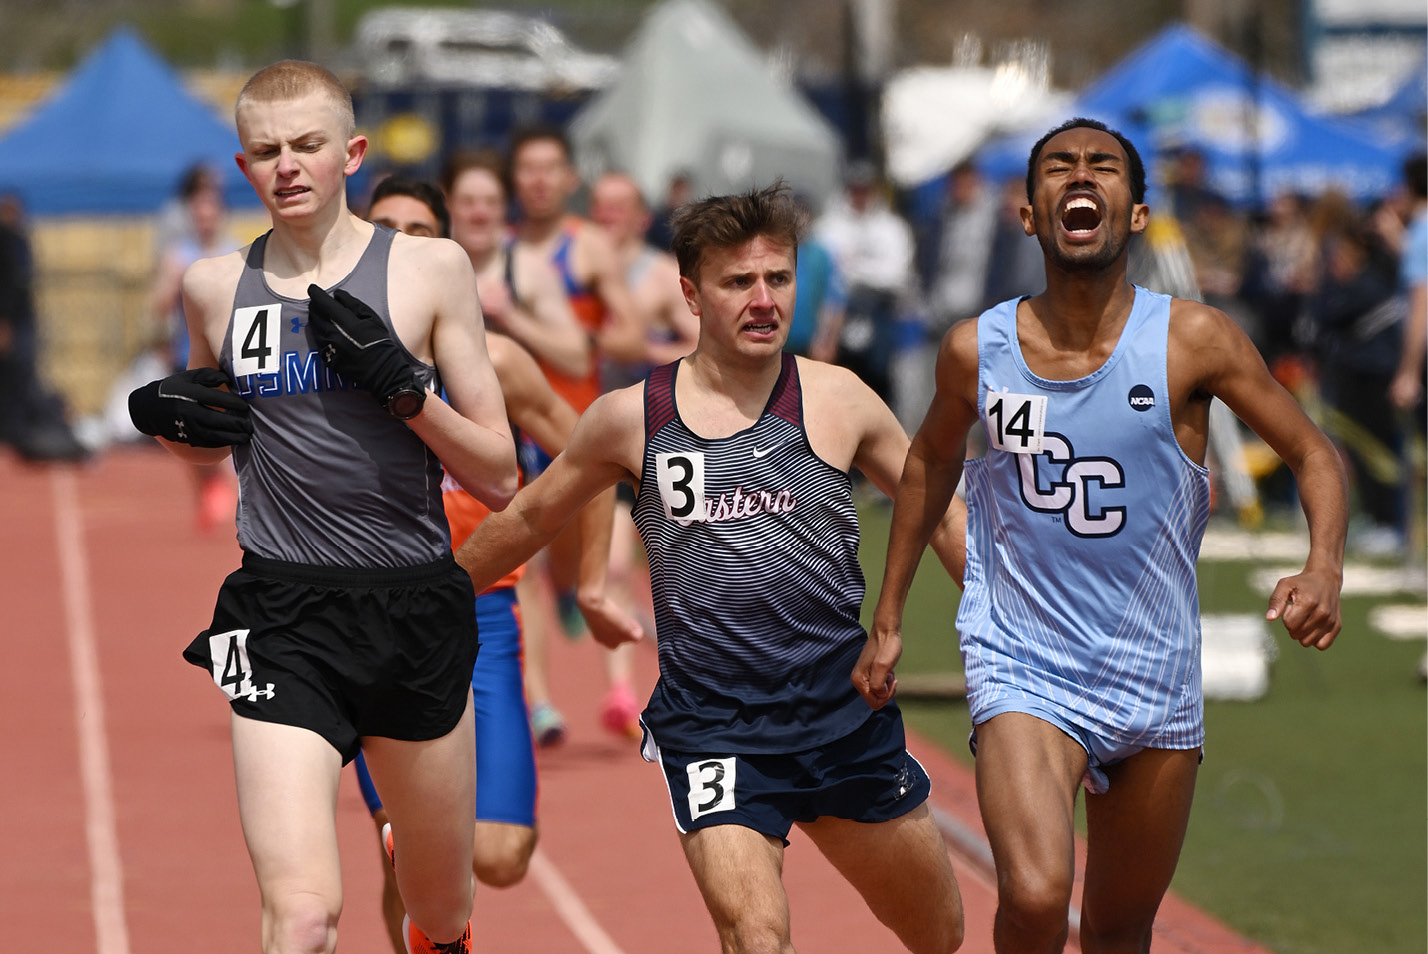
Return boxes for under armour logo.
[175,418,187,439]
[290,316,304,334]
[323,343,337,363]
[241,683,277,702]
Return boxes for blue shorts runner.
[356,585,537,826]
[643,703,930,843]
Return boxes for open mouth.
[275,186,309,199]
[1060,196,1102,234]
[743,321,776,334]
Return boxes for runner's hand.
[1266,566,1342,650]
[306,285,418,405]
[852,627,901,709]
[578,591,645,649]
[128,368,252,447]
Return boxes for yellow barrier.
[30,210,268,417]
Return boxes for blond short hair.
[235,60,355,139]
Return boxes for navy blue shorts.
[184,552,478,764]
[644,704,931,842]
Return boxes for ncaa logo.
[1128,384,1155,411]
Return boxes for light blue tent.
[976,25,1405,208]
[0,27,257,215]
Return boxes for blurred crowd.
[3,125,1425,563]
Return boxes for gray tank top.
[221,225,447,567]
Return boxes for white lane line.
[53,468,131,954]
[528,848,628,954]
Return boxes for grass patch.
[856,505,1427,954]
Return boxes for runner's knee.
[904,912,964,954]
[262,891,339,954]
[997,865,1074,938]
[473,827,537,887]
[719,919,791,954]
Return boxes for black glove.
[128,368,253,447]
[306,285,419,406]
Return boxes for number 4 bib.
[231,304,282,377]
[985,389,1048,455]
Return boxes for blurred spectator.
[1164,146,1220,225]
[1307,204,1408,556]
[921,161,998,335]
[0,194,87,461]
[1166,146,1250,324]
[152,165,234,374]
[786,193,846,361]
[813,159,914,404]
[153,164,222,255]
[982,175,1045,306]
[644,169,693,252]
[153,165,240,530]
[1240,192,1317,367]
[1390,153,1427,421]
[1182,192,1248,308]
[588,170,696,387]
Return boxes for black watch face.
[388,388,425,420]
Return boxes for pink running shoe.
[600,683,641,739]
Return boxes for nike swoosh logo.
[752,442,785,459]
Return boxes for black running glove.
[128,368,253,447]
[306,285,419,406]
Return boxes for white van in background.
[354,7,621,90]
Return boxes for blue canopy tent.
[1348,56,1426,157]
[0,27,257,215]
[976,25,1405,209]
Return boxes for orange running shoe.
[402,914,473,954]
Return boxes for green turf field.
[856,505,1428,954]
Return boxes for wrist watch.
[385,386,426,421]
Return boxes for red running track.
[1,446,1272,953]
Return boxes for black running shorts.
[184,552,479,764]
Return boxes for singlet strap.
[501,237,524,309]
[550,228,581,297]
[645,361,679,440]
[244,231,271,271]
[767,352,801,427]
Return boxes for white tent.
[880,64,1071,188]
[570,0,842,205]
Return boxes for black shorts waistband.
[240,551,458,587]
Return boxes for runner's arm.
[455,388,639,594]
[415,240,519,509]
[498,254,592,379]
[855,323,978,708]
[152,258,242,465]
[1187,301,1347,649]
